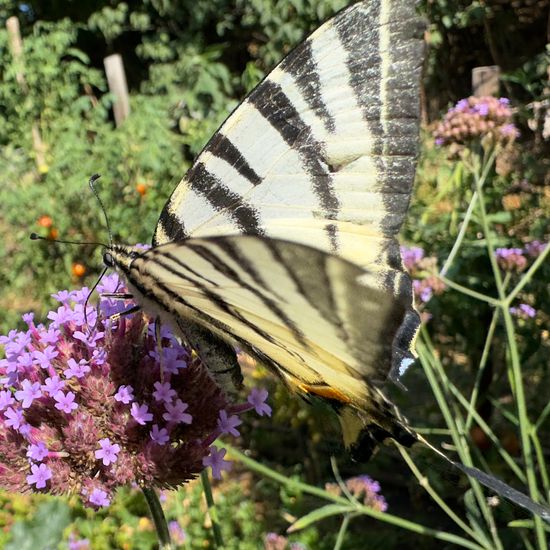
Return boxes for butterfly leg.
[108,305,141,322]
[175,319,243,390]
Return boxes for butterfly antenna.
[88,174,113,246]
[29,233,106,247]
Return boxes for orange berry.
[47,228,59,240]
[136,183,147,196]
[72,263,86,277]
[37,215,53,228]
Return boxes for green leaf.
[5,500,72,550]
[287,504,356,533]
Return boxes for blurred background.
[0,0,549,548]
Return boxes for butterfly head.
[103,245,143,274]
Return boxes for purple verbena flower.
[0,390,15,411]
[163,399,192,425]
[131,402,154,425]
[26,463,52,489]
[217,410,242,437]
[0,274,262,508]
[33,346,59,369]
[168,521,187,545]
[326,474,387,512]
[525,240,546,257]
[88,487,110,507]
[27,442,49,462]
[64,358,91,379]
[203,446,232,479]
[152,381,176,403]
[510,304,536,319]
[247,388,272,417]
[114,384,134,404]
[150,424,170,446]
[95,438,120,466]
[495,248,527,272]
[4,406,25,430]
[54,391,78,413]
[42,376,65,396]
[15,379,42,409]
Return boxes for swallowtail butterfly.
[106,0,423,460]
[102,1,550,519]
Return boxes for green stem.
[417,337,502,549]
[474,167,548,549]
[142,487,172,550]
[333,514,351,550]
[438,275,500,306]
[201,470,224,548]
[440,147,497,277]
[465,307,500,431]
[224,444,484,550]
[398,446,489,546]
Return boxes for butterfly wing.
[153,0,425,275]
[119,236,419,456]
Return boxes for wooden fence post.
[104,54,130,126]
[472,65,500,97]
[6,16,47,172]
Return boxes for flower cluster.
[434,96,519,147]
[325,474,387,512]
[495,247,527,272]
[0,274,271,508]
[495,241,547,273]
[509,304,536,319]
[400,246,446,321]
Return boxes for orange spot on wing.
[299,384,351,404]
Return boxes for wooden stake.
[104,54,130,126]
[472,65,500,97]
[6,16,47,171]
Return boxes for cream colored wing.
[113,237,419,431]
[153,0,424,274]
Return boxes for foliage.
[0,1,549,549]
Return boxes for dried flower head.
[0,274,270,508]
[325,474,387,512]
[509,304,536,319]
[434,96,519,148]
[495,248,527,272]
[524,240,547,258]
[400,246,446,322]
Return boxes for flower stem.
[201,470,224,547]
[142,487,172,550]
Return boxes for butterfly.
[101,1,550,520]
[104,0,423,461]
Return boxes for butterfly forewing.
[153,0,424,272]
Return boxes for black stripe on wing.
[186,240,310,349]
[187,162,264,235]
[205,133,263,187]
[248,79,340,250]
[280,39,336,134]
[131,251,280,348]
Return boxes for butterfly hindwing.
[113,236,419,454]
